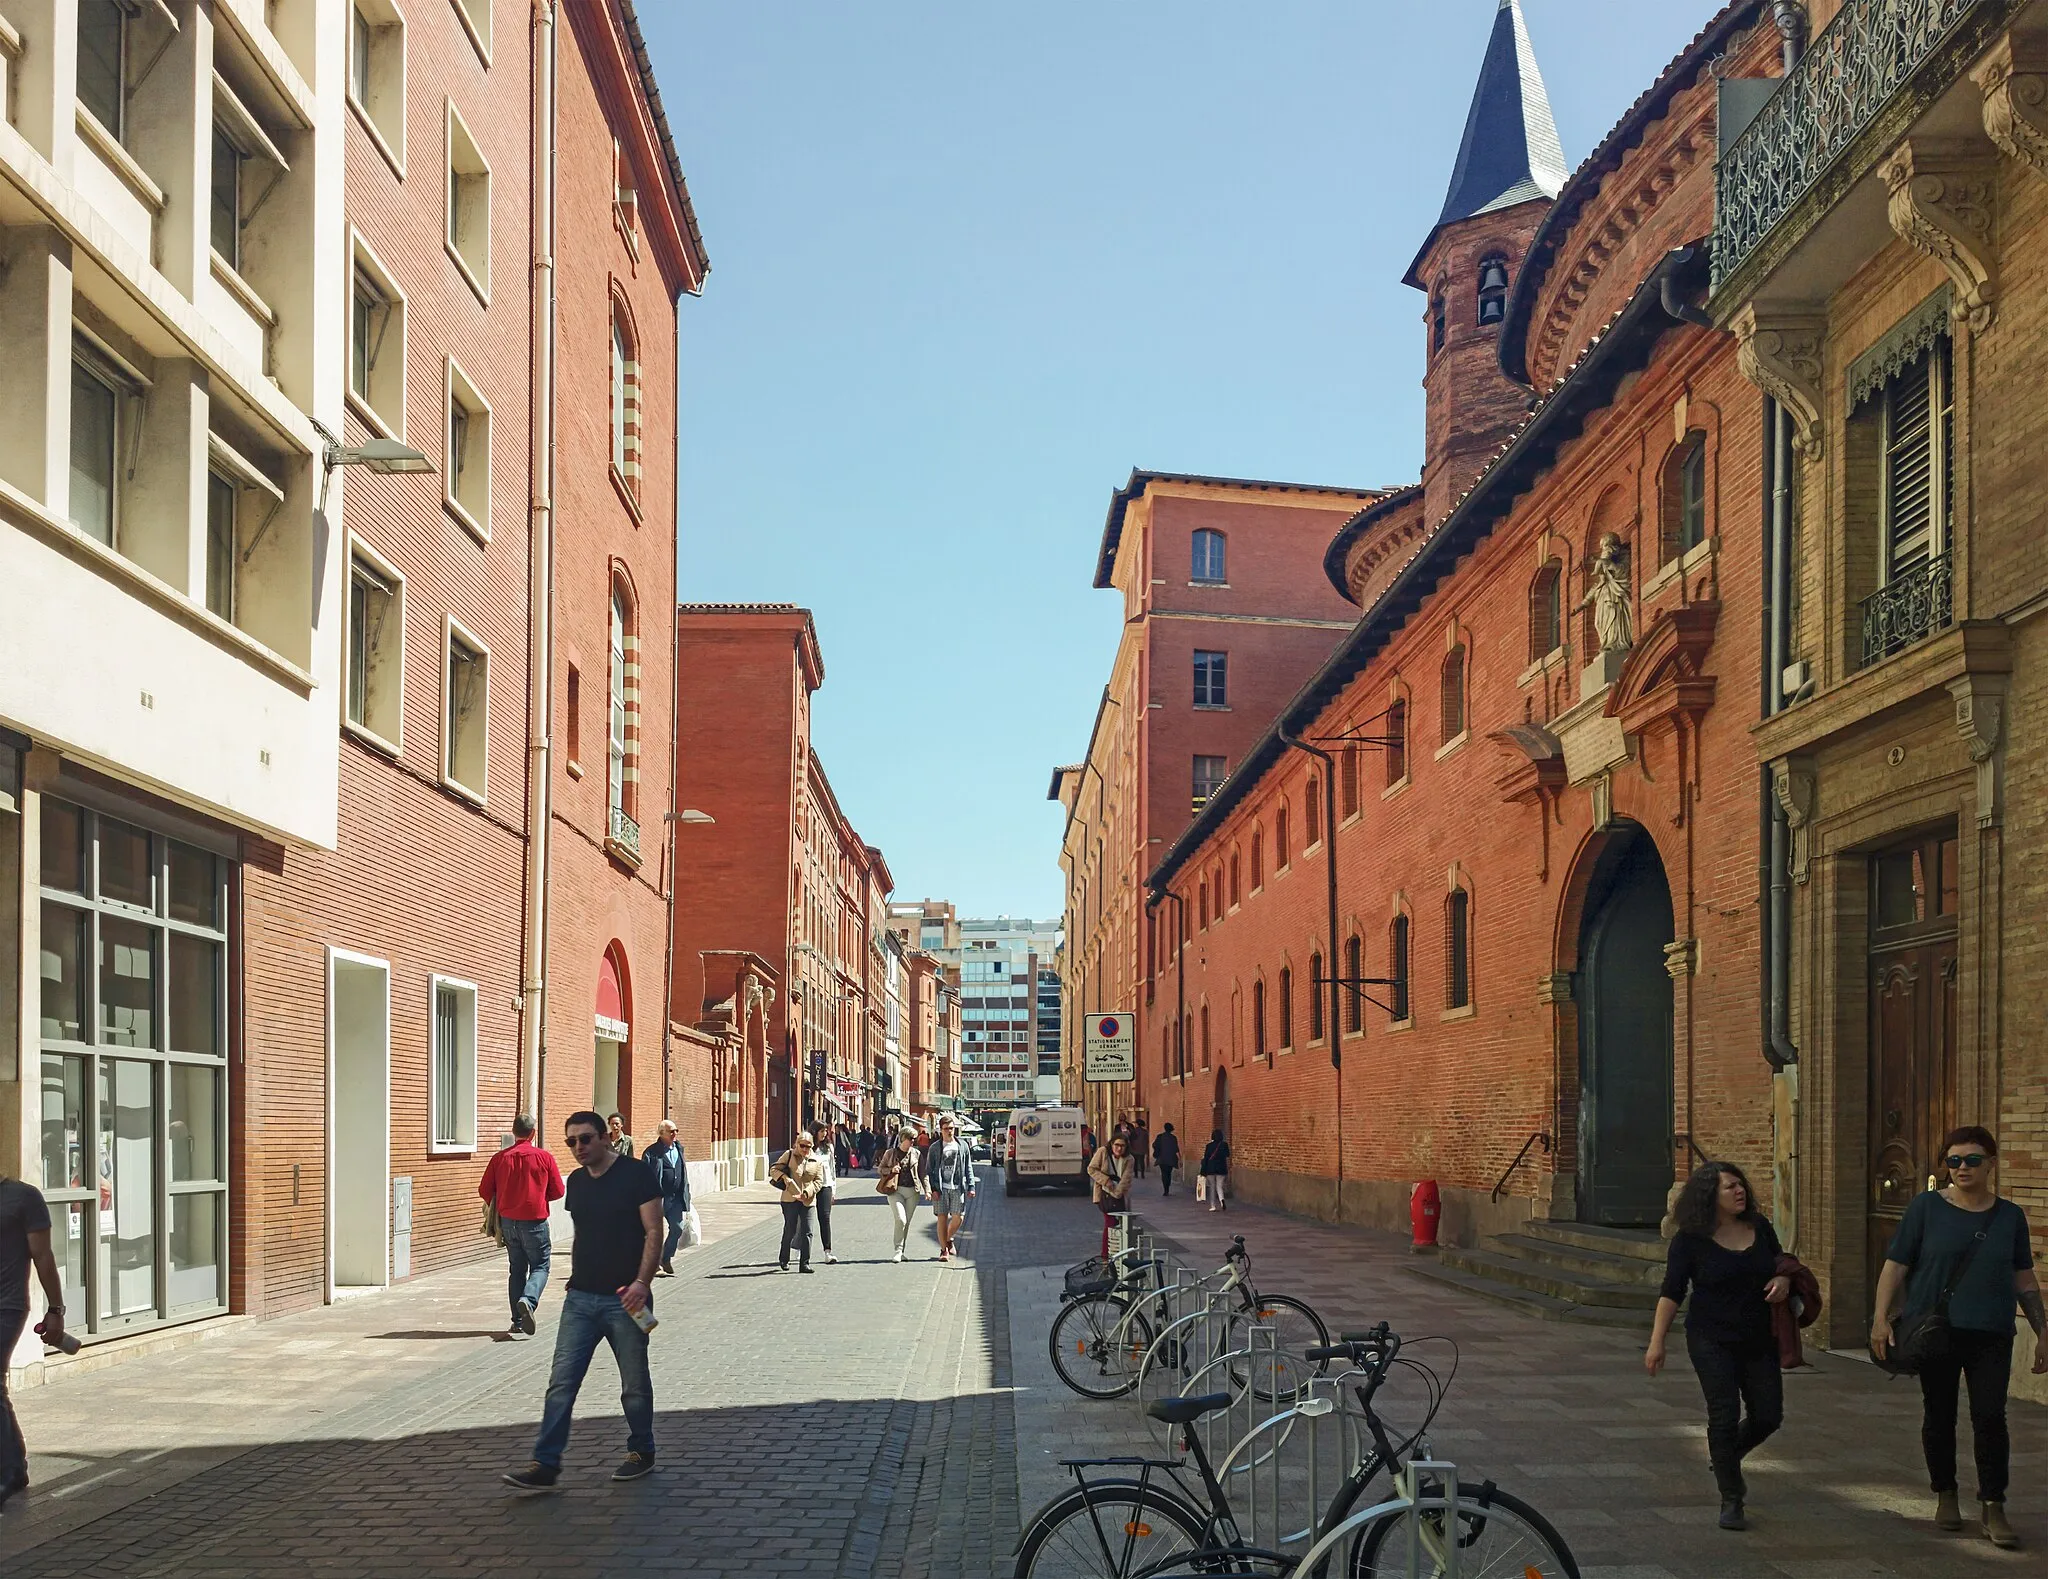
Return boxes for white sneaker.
[826,1252,838,1264]
[892,1250,904,1263]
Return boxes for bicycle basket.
[1063,1256,1119,1299]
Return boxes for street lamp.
[669,808,716,825]
[312,420,434,511]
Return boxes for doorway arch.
[1211,1068,1231,1145]
[1572,821,1675,1226]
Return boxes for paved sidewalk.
[1099,1183,2048,1578]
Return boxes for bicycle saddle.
[1146,1392,1233,1426]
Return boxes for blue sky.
[645,1,1714,919]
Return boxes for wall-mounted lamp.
[669,808,716,825]
[313,420,434,512]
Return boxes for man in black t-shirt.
[502,1112,662,1492]
[2,1173,65,1509]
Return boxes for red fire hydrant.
[1410,1179,1441,1252]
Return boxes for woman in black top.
[1645,1161,1790,1532]
[1199,1131,1231,1212]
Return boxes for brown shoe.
[1983,1501,2017,1549]
[1935,1490,1963,1531]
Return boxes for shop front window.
[36,797,231,1338]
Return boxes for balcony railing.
[1861,551,1953,666]
[608,802,642,863]
[1714,0,1990,291]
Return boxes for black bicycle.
[1051,1236,1329,1402]
[1015,1323,1577,1579]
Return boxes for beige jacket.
[1088,1150,1135,1206]
[878,1145,924,1194]
[771,1150,826,1205]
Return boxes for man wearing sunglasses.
[503,1111,664,1492]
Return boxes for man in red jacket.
[480,1115,566,1336]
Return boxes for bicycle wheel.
[1051,1295,1157,1400]
[1014,1480,1216,1579]
[1227,1295,1330,1401]
[1348,1483,1579,1579]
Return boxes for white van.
[1004,1105,1089,1195]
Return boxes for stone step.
[1487,1232,1666,1287]
[1515,1219,1667,1263]
[1437,1246,1663,1309]
[1402,1257,1651,1330]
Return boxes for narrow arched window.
[1198,877,1209,930]
[1250,830,1263,890]
[1431,290,1448,353]
[1191,528,1227,584]
[1200,1003,1211,1068]
[1305,779,1322,846]
[1343,934,1363,1035]
[1529,560,1563,662]
[1385,700,1408,787]
[1661,431,1709,562]
[1440,646,1467,744]
[1446,889,1472,1009]
[1308,952,1325,1041]
[1340,743,1360,820]
[609,584,635,827]
[1229,850,1241,907]
[610,304,641,489]
[1277,967,1293,1050]
[1390,914,1411,1022]
[1274,804,1290,869]
[1477,255,1510,327]
[1253,978,1267,1059]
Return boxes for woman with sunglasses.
[1871,1126,2047,1549]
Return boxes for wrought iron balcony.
[1714,0,1992,292]
[608,803,642,863]
[1861,552,1953,666]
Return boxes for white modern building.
[2,0,347,1369]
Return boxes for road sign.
[1084,1012,1135,1082]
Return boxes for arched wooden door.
[1575,824,1675,1226]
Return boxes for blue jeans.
[532,1288,654,1468]
[503,1219,552,1319]
[661,1198,689,1264]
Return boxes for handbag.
[1879,1224,1989,1376]
[680,1206,703,1248]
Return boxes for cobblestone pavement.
[4,1171,2045,1577]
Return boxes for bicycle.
[1015,1323,1577,1579]
[1052,1237,1328,1402]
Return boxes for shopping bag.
[1195,1176,1207,1203]
[680,1207,703,1248]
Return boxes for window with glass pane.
[99,1058,158,1321]
[1446,890,1472,1009]
[40,1054,88,1191]
[1191,529,1226,584]
[40,904,87,1043]
[351,4,373,100]
[1193,649,1227,708]
[1192,755,1226,809]
[609,592,628,817]
[168,842,218,928]
[169,1194,223,1310]
[100,818,154,910]
[434,984,460,1145]
[1344,936,1362,1034]
[1385,701,1408,786]
[42,798,85,892]
[168,1064,222,1182]
[1882,342,1953,579]
[70,360,119,546]
[77,0,126,137]
[211,126,242,265]
[351,272,385,402]
[1390,915,1411,1022]
[206,472,237,621]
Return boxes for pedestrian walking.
[1870,1126,2046,1550]
[643,1119,691,1276]
[1152,1122,1181,1196]
[1199,1130,1231,1211]
[923,1116,977,1263]
[880,1125,926,1262]
[478,1114,565,1335]
[1088,1133,1136,1257]
[813,1124,840,1263]
[1133,1119,1150,1179]
[1,1169,65,1511]
[771,1132,826,1272]
[1644,1162,1791,1531]
[501,1111,663,1492]
[606,1112,636,1159]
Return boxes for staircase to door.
[1407,1219,1664,1327]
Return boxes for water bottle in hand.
[619,1287,658,1335]
[36,1317,81,1356]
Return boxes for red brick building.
[1055,474,1392,1137]
[1132,4,1787,1270]
[238,0,704,1314]
[670,606,894,1170]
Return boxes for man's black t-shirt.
[565,1157,660,1294]
[0,1176,54,1311]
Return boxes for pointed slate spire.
[1437,0,1568,224]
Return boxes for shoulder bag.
[1879,1219,1990,1376]
[876,1151,900,1196]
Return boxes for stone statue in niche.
[1579,533,1634,653]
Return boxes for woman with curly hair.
[1644,1160,1791,1532]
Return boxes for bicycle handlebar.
[1303,1320,1399,1371]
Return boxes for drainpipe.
[518,0,559,1125]
[1277,722,1344,1219]
[1764,400,1797,1073]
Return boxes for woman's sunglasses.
[1945,1152,1988,1169]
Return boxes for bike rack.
[1280,1458,1467,1579]
[1212,1373,1361,1558]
